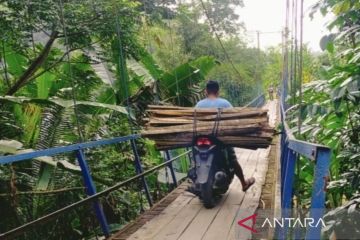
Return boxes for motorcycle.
[187,135,235,208]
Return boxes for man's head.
[205,80,220,97]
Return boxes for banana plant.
[128,53,217,109]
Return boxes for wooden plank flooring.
[124,100,278,240]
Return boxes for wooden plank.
[235,148,253,166]
[144,105,274,151]
[148,105,191,110]
[110,182,191,240]
[202,204,241,240]
[200,150,253,240]
[141,149,255,240]
[127,193,195,240]
[142,119,266,135]
[225,149,253,205]
[155,144,270,151]
[126,101,277,240]
[177,191,232,240]
[147,111,268,123]
[147,107,262,116]
[151,199,203,240]
[146,130,272,141]
[224,150,260,240]
[228,147,270,240]
[145,124,264,135]
[156,142,271,153]
[147,105,261,112]
[154,138,270,145]
[264,100,277,128]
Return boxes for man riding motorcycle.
[195,80,255,192]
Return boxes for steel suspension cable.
[114,10,135,133]
[287,0,305,215]
[293,0,298,106]
[283,0,290,99]
[255,31,261,95]
[58,0,84,141]
[59,2,106,236]
[297,0,304,135]
[290,0,295,104]
[198,0,243,82]
[1,40,10,88]
[165,3,181,105]
[169,27,181,105]
[282,0,290,103]
[141,0,160,104]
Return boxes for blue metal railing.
[0,94,266,239]
[245,93,266,107]
[0,134,182,239]
[278,96,331,239]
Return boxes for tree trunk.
[6,31,59,96]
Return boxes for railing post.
[186,147,193,162]
[305,148,331,240]
[280,142,286,196]
[130,139,153,207]
[76,149,110,237]
[282,73,288,110]
[278,142,296,239]
[280,134,287,197]
[165,150,178,187]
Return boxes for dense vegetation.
[1,0,358,239]
[0,0,276,238]
[285,0,360,238]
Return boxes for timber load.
[141,105,274,150]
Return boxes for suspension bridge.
[111,99,279,240]
[0,0,332,239]
[0,92,331,240]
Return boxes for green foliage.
[263,46,283,90]
[0,0,167,238]
[176,4,219,58]
[140,2,268,106]
[194,0,244,35]
[286,0,360,236]
[129,55,218,112]
[159,56,217,106]
[0,0,289,238]
[139,22,189,71]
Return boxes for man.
[268,84,274,100]
[195,80,255,192]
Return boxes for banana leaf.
[0,96,129,115]
[0,140,80,172]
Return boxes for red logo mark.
[237,213,257,233]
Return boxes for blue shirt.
[195,98,233,109]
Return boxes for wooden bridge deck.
[111,100,278,240]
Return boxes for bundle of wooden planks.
[141,105,273,150]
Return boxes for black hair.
[206,80,219,95]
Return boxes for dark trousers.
[227,147,238,165]
[226,147,246,185]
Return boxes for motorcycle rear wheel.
[201,177,217,209]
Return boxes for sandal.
[242,177,255,192]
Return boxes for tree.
[288,1,360,238]
[198,0,244,35]
[0,0,141,96]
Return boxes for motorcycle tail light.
[196,137,212,146]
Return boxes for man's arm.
[195,100,202,108]
[224,99,233,108]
